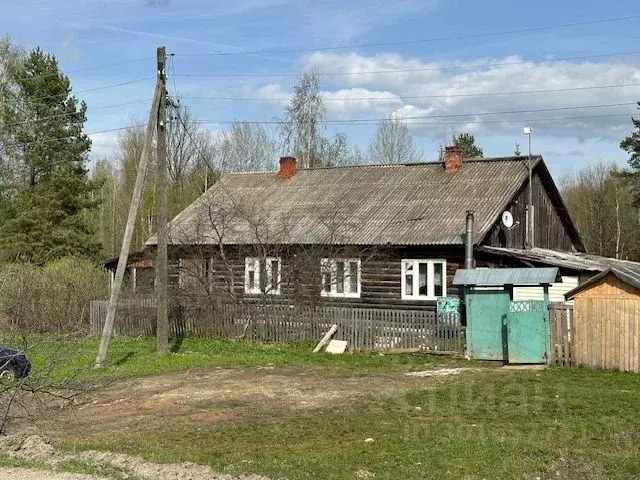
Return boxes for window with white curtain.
[244,257,281,295]
[321,258,360,298]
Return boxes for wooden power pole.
[156,46,169,356]
[95,78,161,369]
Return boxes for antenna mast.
[523,127,533,249]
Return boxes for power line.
[21,57,155,83]
[175,50,640,79]
[176,14,640,57]
[192,112,637,127]
[65,57,154,75]
[6,77,154,107]
[5,110,634,152]
[188,102,638,125]
[329,102,639,122]
[183,82,640,102]
[2,98,152,130]
[2,124,145,150]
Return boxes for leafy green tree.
[452,133,483,158]
[0,47,100,263]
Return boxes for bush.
[0,258,108,333]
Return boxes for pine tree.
[0,48,100,263]
[452,133,483,158]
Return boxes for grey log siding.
[484,168,579,252]
[167,245,464,311]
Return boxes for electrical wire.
[175,50,640,79]
[185,102,638,125]
[4,77,154,107]
[176,14,640,57]
[2,98,153,130]
[17,57,155,83]
[2,124,145,150]
[182,82,640,102]
[191,112,638,127]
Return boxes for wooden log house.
[140,147,589,314]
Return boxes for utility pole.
[95,80,161,369]
[156,46,169,356]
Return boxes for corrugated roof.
[480,246,640,274]
[453,268,560,286]
[149,157,539,246]
[565,267,640,299]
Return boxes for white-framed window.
[401,259,446,300]
[245,257,281,295]
[321,258,361,298]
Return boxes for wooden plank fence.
[573,297,640,373]
[549,300,640,372]
[90,299,465,354]
[549,302,573,366]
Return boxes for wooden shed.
[565,268,640,373]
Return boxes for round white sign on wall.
[502,211,514,229]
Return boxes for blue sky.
[2,0,640,178]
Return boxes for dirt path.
[47,364,467,435]
[5,365,483,480]
[1,434,271,480]
[0,467,105,480]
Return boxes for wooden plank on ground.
[313,324,338,353]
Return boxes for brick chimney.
[444,146,463,173]
[277,156,297,179]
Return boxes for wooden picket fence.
[549,303,573,366]
[90,298,465,354]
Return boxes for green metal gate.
[453,268,558,364]
[507,300,549,363]
[465,290,510,360]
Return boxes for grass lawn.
[5,335,640,480]
[5,334,458,384]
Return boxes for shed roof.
[149,156,544,246]
[565,267,640,299]
[103,250,152,270]
[480,246,640,274]
[452,267,560,287]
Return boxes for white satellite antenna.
[501,211,514,229]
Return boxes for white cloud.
[89,132,119,161]
[323,88,402,118]
[296,52,640,140]
[253,83,290,107]
[251,84,402,117]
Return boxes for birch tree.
[368,114,421,164]
[561,162,639,260]
[212,122,277,173]
[280,70,326,168]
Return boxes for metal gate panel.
[507,300,548,364]
[466,290,510,360]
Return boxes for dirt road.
[0,467,104,480]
